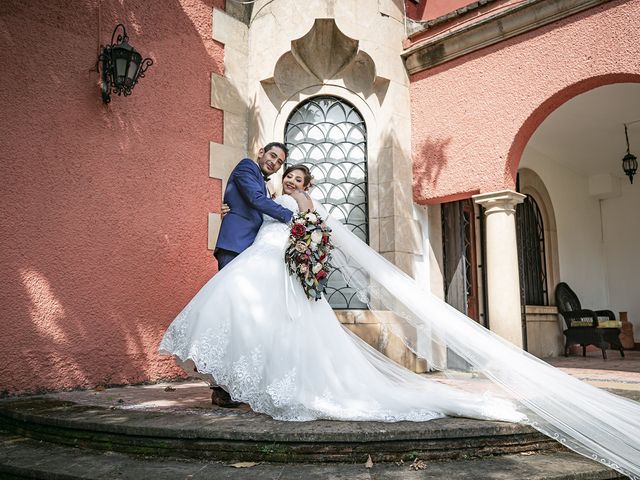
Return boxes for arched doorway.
[518,82,640,354]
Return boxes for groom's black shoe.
[210,386,240,408]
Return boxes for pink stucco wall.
[410,0,640,204]
[405,0,477,21]
[405,0,523,48]
[404,0,522,24]
[0,0,225,394]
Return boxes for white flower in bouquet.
[310,230,323,243]
[305,212,318,223]
[295,241,307,253]
[299,264,308,273]
[312,263,323,274]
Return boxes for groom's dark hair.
[263,142,289,159]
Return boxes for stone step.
[0,397,562,464]
[0,430,624,480]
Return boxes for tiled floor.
[542,349,640,400]
[545,350,640,385]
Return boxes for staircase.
[0,396,626,479]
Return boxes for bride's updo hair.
[282,164,313,188]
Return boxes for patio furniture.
[555,282,624,360]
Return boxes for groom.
[214,142,295,270]
[211,142,303,407]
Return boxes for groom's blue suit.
[215,158,293,268]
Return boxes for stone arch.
[506,73,640,183]
[273,85,377,159]
[261,18,389,110]
[252,9,420,278]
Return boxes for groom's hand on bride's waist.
[220,203,231,219]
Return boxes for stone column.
[472,190,525,347]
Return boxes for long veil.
[318,203,640,479]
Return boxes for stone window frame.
[284,94,370,309]
[273,85,381,254]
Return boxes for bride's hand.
[290,189,313,212]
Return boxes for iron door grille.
[516,194,549,306]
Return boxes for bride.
[160,165,640,478]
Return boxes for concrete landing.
[1,351,638,478]
[0,395,556,463]
[0,430,624,480]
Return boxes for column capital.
[472,190,525,215]
[473,189,524,347]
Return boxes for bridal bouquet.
[284,210,333,301]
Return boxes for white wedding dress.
[160,195,640,478]
[159,195,522,423]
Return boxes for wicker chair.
[555,282,624,360]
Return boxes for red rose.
[291,224,306,237]
[316,269,327,280]
[322,234,329,244]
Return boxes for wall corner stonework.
[208,8,250,250]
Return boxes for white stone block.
[369,217,380,252]
[377,145,412,184]
[208,212,222,250]
[380,215,423,254]
[211,74,247,115]
[209,142,244,192]
[378,0,404,23]
[588,173,622,199]
[212,8,248,50]
[223,111,248,149]
[224,46,249,88]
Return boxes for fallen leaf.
[365,455,374,469]
[395,459,404,467]
[409,458,428,471]
[520,451,536,456]
[94,385,106,392]
[164,386,176,392]
[229,462,259,468]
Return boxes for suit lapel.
[253,161,268,196]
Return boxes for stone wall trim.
[403,0,613,73]
[209,142,244,184]
[208,213,222,250]
[208,8,249,251]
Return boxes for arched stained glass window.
[285,96,368,309]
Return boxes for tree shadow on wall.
[413,137,452,199]
[1,0,225,395]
